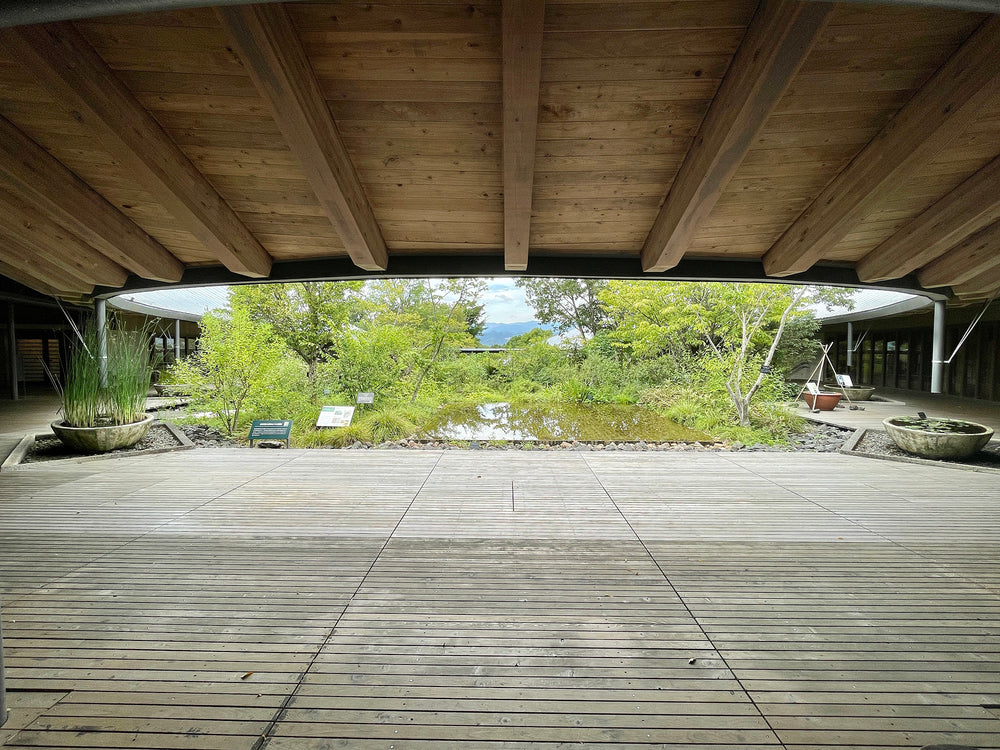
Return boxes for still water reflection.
[423,402,709,442]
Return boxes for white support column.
[846,321,853,372]
[6,303,17,401]
[95,298,108,389]
[931,299,946,394]
[174,318,181,362]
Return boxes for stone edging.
[839,427,1000,475]
[0,420,196,472]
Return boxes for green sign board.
[249,419,292,447]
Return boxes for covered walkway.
[801,386,1000,436]
[2,447,999,749]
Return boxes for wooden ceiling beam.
[0,260,75,299]
[917,219,1000,288]
[763,15,1000,277]
[0,233,95,296]
[952,262,1000,297]
[0,188,128,288]
[502,0,545,271]
[0,116,184,284]
[216,4,388,272]
[857,156,1000,283]
[0,23,272,278]
[641,0,832,272]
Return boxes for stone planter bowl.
[883,417,994,460]
[800,391,842,411]
[821,383,876,401]
[51,415,155,453]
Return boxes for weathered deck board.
[1,448,999,748]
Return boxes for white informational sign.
[835,373,854,388]
[316,405,356,428]
[805,381,821,395]
[356,392,375,404]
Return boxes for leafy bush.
[320,324,414,403]
[167,308,290,435]
[641,352,803,445]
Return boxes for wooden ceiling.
[0,0,999,301]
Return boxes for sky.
[124,279,536,324]
[479,279,533,324]
[122,281,913,326]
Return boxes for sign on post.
[356,392,375,404]
[316,405,355,428]
[249,419,292,448]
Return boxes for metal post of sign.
[95,298,108,389]
[931,299,946,394]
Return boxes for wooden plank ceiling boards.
[0,1,997,302]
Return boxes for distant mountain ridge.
[479,321,552,346]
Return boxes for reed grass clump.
[58,321,155,428]
[61,325,103,428]
[104,328,155,425]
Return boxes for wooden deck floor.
[1,449,999,749]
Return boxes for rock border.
[839,427,1000,475]
[1,421,196,472]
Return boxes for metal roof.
[111,287,229,320]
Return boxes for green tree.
[514,278,609,342]
[168,307,291,435]
[404,278,487,402]
[324,324,415,403]
[601,281,852,426]
[506,327,553,348]
[228,281,363,383]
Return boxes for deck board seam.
[579,452,789,749]
[716,452,1000,601]
[0,456,300,609]
[253,450,446,750]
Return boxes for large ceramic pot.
[50,415,155,453]
[883,416,994,460]
[821,383,876,401]
[800,391,842,411]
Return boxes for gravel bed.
[22,420,997,471]
[23,423,185,464]
[853,427,1000,469]
[328,422,855,453]
[177,423,244,448]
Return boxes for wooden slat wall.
[2,449,1000,749]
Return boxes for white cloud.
[481,280,533,324]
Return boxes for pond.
[422,402,710,442]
